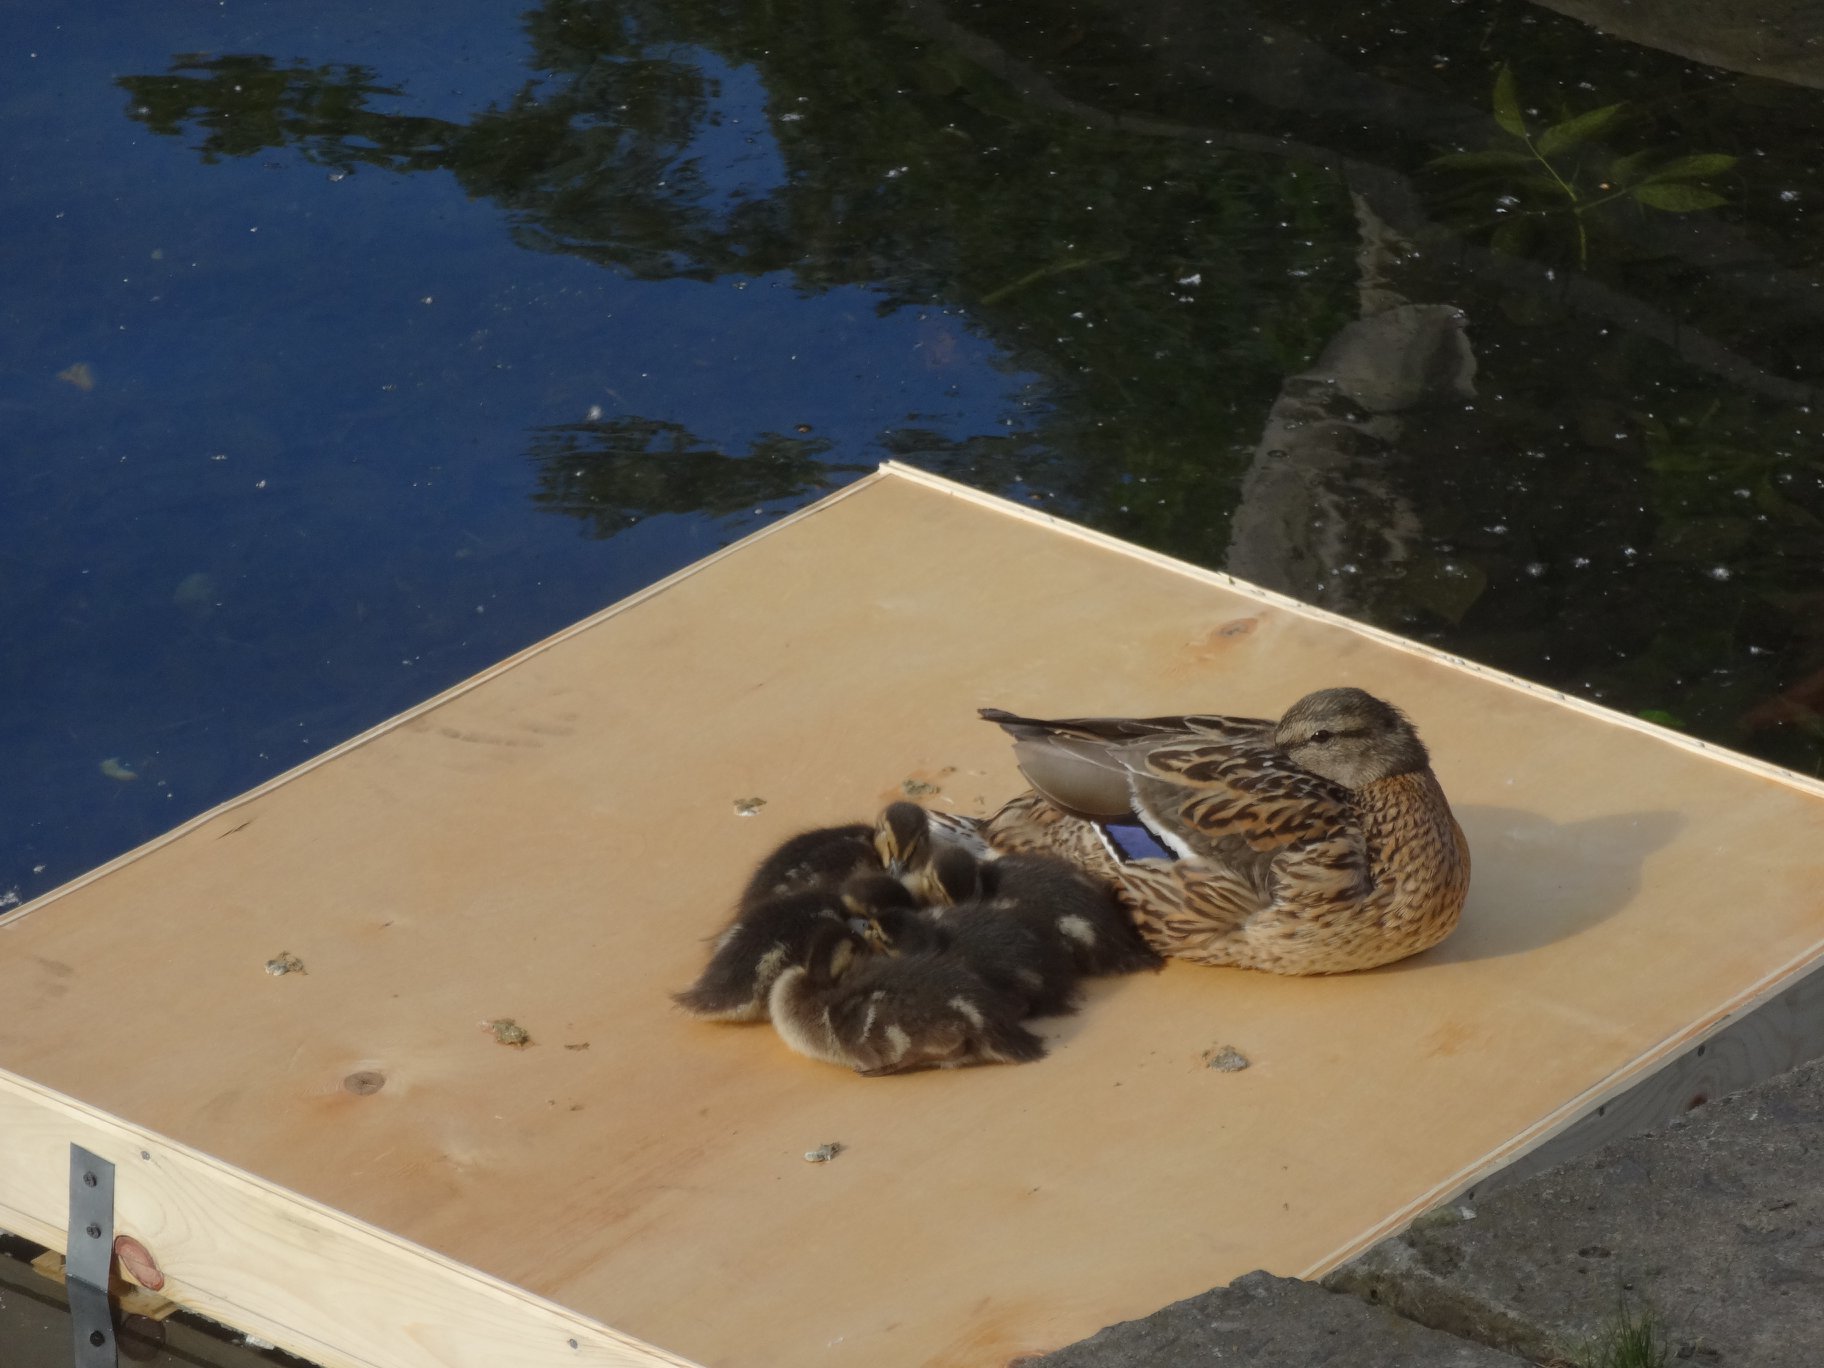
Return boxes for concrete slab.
[1325,1055,1824,1364]
[1024,1271,1525,1367]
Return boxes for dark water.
[6,0,1824,905]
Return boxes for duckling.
[843,870,1081,1019]
[739,822,883,909]
[995,852,1165,976]
[839,871,922,931]
[932,846,1163,978]
[925,845,988,906]
[874,801,933,875]
[770,922,1047,1075]
[874,801,998,901]
[672,885,849,1021]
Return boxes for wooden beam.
[28,1249,181,1322]
[0,1068,701,1368]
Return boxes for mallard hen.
[977,687,1470,975]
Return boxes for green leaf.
[1632,182,1728,211]
[1605,149,1653,185]
[1492,66,1527,138]
[1536,103,1623,158]
[1637,709,1686,730]
[1425,148,1536,172]
[1646,152,1738,181]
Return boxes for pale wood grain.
[0,1069,701,1368]
[1460,959,1824,1200]
[2,466,1823,1367]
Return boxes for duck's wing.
[979,708,1272,819]
[981,707,1374,914]
[1129,737,1371,909]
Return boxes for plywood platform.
[4,464,1823,1368]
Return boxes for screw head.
[82,1171,98,1187]
[90,1331,107,1347]
[85,1222,101,1239]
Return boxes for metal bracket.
[67,1144,117,1368]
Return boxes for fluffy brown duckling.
[844,872,1080,1019]
[739,822,883,909]
[929,847,1163,977]
[874,800,997,901]
[769,922,1047,1075]
[672,884,850,1021]
[674,823,893,1021]
[874,801,934,875]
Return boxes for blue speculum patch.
[1101,821,1177,864]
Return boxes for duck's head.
[1274,687,1430,789]
[924,846,985,906]
[875,801,932,873]
[801,922,868,987]
[841,872,917,920]
[841,874,931,954]
[863,905,945,956]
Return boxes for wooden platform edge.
[877,461,1824,804]
[1463,954,1824,1201]
[0,1067,705,1368]
[1296,941,1824,1279]
[1,1245,294,1368]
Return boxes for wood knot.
[113,1235,165,1291]
[343,1070,386,1095]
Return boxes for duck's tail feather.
[978,709,1144,817]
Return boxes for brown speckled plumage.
[977,688,1471,975]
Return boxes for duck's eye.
[1310,729,1334,744]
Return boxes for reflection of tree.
[527,418,862,536]
[117,0,1358,553]
[122,48,745,279]
[117,0,1824,769]
[127,56,451,169]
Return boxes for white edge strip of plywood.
[0,1066,704,1368]
[0,469,892,934]
[1462,949,1824,1201]
[1295,940,1824,1278]
[877,461,1824,802]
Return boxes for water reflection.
[7,0,1824,898]
[527,417,861,535]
